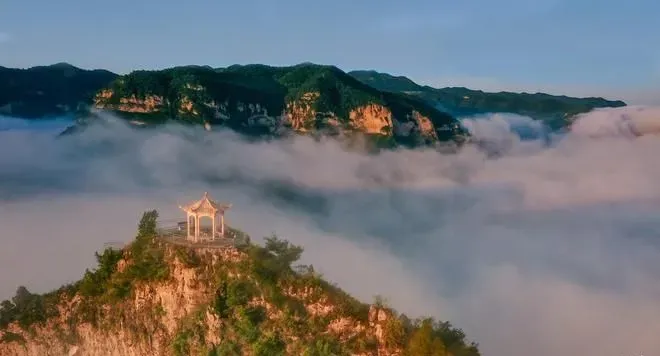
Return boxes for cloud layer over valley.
[2,107,660,356]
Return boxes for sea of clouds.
[1,107,660,356]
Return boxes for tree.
[0,299,17,328]
[12,286,32,308]
[405,318,446,356]
[264,234,303,267]
[383,317,407,349]
[137,210,159,239]
[7,286,47,328]
[78,248,123,297]
[131,209,159,258]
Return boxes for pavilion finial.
[203,191,209,198]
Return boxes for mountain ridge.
[0,62,626,140]
[0,63,118,119]
[349,70,626,129]
[91,63,465,147]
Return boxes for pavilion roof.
[180,192,231,215]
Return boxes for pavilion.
[179,192,232,242]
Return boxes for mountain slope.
[0,63,118,118]
[349,70,627,128]
[93,63,467,146]
[327,70,423,94]
[0,211,480,356]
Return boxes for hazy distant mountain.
[0,63,118,118]
[349,70,626,129]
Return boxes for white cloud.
[3,108,660,355]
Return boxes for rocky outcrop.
[94,90,165,114]
[349,104,394,135]
[283,92,321,132]
[0,244,403,356]
[92,89,114,109]
[0,246,238,356]
[411,111,438,140]
[369,306,402,356]
[178,95,198,116]
[0,205,480,355]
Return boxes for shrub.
[252,332,286,356]
[405,319,446,356]
[175,247,202,268]
[171,329,192,356]
[0,286,58,330]
[78,248,123,297]
[214,341,242,356]
[0,331,26,345]
[302,335,347,356]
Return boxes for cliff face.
[0,212,481,356]
[90,64,468,146]
[348,104,393,135]
[95,90,165,114]
[1,246,396,356]
[283,91,321,132]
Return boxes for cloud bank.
[2,108,660,356]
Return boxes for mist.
[2,108,660,356]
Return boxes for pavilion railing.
[155,221,249,247]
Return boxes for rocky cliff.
[0,211,480,356]
[91,64,467,147]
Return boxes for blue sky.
[0,0,658,104]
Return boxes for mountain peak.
[49,62,77,68]
[0,210,481,356]
[29,62,81,71]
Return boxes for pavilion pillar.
[195,215,200,242]
[221,213,225,237]
[212,214,216,241]
[186,213,191,240]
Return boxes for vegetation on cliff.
[0,63,118,118]
[0,211,480,356]
[94,63,466,147]
[349,70,627,128]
